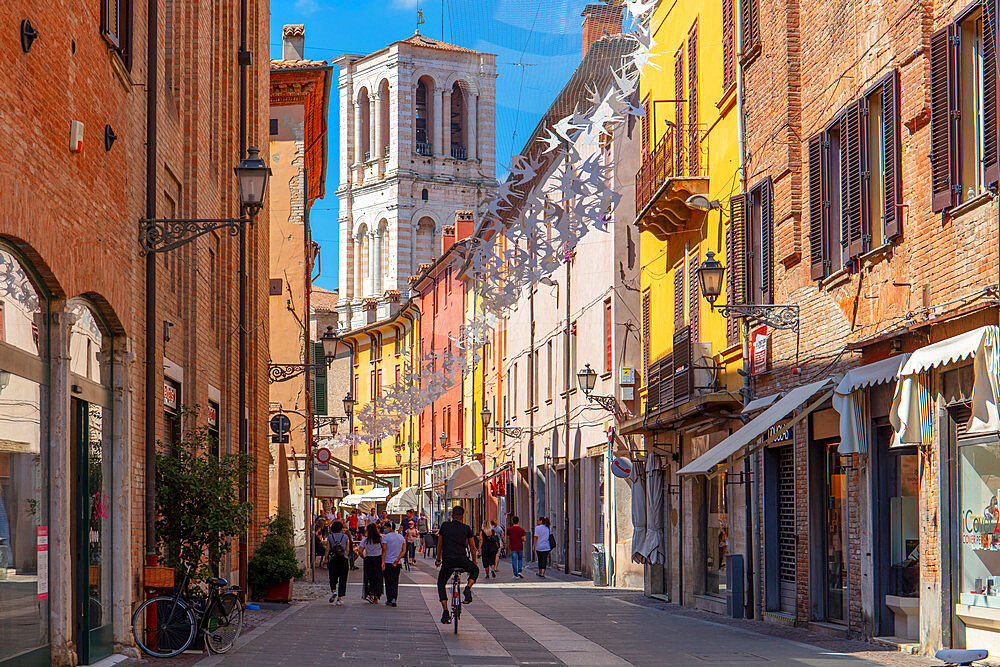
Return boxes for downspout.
[237,0,250,598]
[563,258,571,574]
[528,287,536,559]
[144,0,159,566]
[304,167,315,581]
[735,0,758,620]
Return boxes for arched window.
[358,88,371,161]
[415,217,435,270]
[450,83,466,160]
[415,77,433,156]
[0,244,50,663]
[378,79,391,159]
[421,189,429,201]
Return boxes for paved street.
[192,560,937,666]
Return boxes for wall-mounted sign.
[750,326,770,376]
[767,422,792,443]
[163,380,179,411]
[207,402,218,428]
[270,413,291,444]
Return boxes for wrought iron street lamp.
[480,406,492,430]
[698,251,800,331]
[577,363,617,413]
[269,326,348,383]
[343,393,356,416]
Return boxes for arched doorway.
[68,301,113,663]
[0,243,51,664]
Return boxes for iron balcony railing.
[635,123,709,218]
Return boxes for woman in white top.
[359,523,386,603]
[532,516,552,578]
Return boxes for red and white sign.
[611,456,632,479]
[315,447,331,464]
[750,326,770,376]
[37,527,48,601]
[207,402,218,427]
[163,382,178,411]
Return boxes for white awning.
[361,486,391,501]
[338,493,370,510]
[742,392,783,414]
[386,486,419,514]
[678,378,836,476]
[445,460,484,499]
[314,468,344,499]
[892,326,1000,445]
[833,355,910,455]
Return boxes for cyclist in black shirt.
[435,505,480,624]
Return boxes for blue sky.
[269,0,594,292]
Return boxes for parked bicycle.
[131,561,244,657]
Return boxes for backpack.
[329,533,348,559]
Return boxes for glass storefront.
[705,475,728,596]
[825,444,849,622]
[959,436,1000,608]
[0,247,49,663]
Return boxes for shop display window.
[960,438,1000,608]
[705,475,728,596]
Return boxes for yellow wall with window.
[341,304,421,494]
[637,0,744,408]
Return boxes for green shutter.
[313,342,328,415]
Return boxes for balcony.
[415,142,432,156]
[644,327,730,421]
[635,124,709,240]
[451,145,467,160]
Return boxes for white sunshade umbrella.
[387,486,419,514]
[445,460,484,499]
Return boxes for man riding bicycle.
[435,505,479,624]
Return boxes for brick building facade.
[0,1,270,664]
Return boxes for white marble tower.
[334,33,497,330]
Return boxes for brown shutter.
[882,70,903,240]
[646,357,660,414]
[641,97,651,156]
[760,178,774,304]
[722,0,735,90]
[689,252,700,339]
[930,25,956,211]
[843,101,864,258]
[674,265,685,332]
[673,326,692,406]
[986,0,1000,185]
[808,133,825,280]
[675,51,685,175]
[660,354,674,409]
[858,95,872,254]
[688,24,699,174]
[642,291,651,381]
[727,194,746,346]
[741,0,760,52]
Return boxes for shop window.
[959,435,1000,608]
[931,3,1000,211]
[705,475,728,597]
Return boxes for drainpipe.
[735,0,758,620]
[237,0,250,599]
[144,0,159,569]
[528,287,536,559]
[563,258,571,574]
[304,168,315,582]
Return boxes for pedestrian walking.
[480,520,499,579]
[405,521,420,564]
[417,512,429,554]
[381,522,406,607]
[359,523,386,603]
[327,521,351,605]
[533,516,552,578]
[507,516,527,579]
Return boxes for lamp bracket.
[267,362,329,384]
[713,303,800,331]
[666,483,680,496]
[139,217,246,254]
[490,426,528,438]
[585,393,618,413]
[725,471,748,486]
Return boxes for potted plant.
[248,513,303,602]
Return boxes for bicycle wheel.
[131,596,197,658]
[204,592,244,654]
[451,581,461,634]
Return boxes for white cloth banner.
[628,461,647,565]
[642,455,664,566]
[832,354,909,455]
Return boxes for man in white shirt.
[381,522,406,607]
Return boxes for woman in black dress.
[480,521,499,579]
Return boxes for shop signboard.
[750,326,769,376]
[36,526,47,601]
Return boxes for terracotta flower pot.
[261,580,293,602]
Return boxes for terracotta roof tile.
[283,24,305,37]
[311,287,339,311]
[398,34,478,54]
[270,59,329,70]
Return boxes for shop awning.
[742,392,783,414]
[386,486,419,514]
[339,493,371,510]
[833,355,909,455]
[314,468,345,499]
[892,326,999,445]
[445,460,484,499]
[678,377,836,476]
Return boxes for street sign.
[315,447,331,464]
[269,414,291,434]
[316,462,329,471]
[611,456,632,478]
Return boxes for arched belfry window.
[450,83,466,160]
[421,189,429,201]
[358,87,371,161]
[415,77,433,156]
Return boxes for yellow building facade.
[339,302,421,496]
[632,0,746,606]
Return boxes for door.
[72,398,112,664]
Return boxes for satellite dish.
[611,456,633,479]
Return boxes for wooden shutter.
[722,0,736,90]
[642,291,651,382]
[688,25,700,174]
[674,265,685,331]
[808,133,826,279]
[641,97,651,156]
[760,178,774,304]
[857,94,873,254]
[985,0,1000,185]
[930,25,956,212]
[727,194,746,346]
[675,52,685,175]
[842,101,864,258]
[882,70,903,240]
[689,252,700,339]
[660,354,674,409]
[102,0,122,48]
[673,326,692,406]
[741,0,760,52]
[646,357,660,415]
[313,342,328,415]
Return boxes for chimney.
[441,225,456,254]
[454,211,474,241]
[282,24,305,61]
[581,4,623,59]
